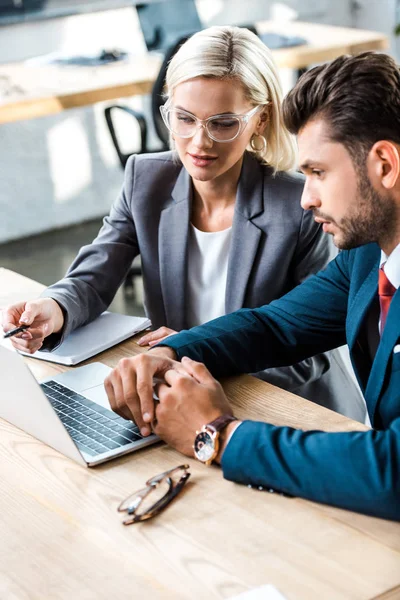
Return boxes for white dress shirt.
[380,242,400,289]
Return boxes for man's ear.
[369,141,400,190]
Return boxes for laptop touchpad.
[51,362,112,410]
[82,384,112,410]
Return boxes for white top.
[186,224,232,328]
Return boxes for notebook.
[18,311,151,366]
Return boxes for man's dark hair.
[282,52,400,165]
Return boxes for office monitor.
[136,0,202,52]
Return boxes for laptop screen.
[136,0,202,52]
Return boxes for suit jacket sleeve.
[40,155,139,348]
[162,250,350,377]
[221,416,400,520]
[257,200,338,389]
[162,252,400,520]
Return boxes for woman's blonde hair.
[165,25,297,173]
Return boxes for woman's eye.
[177,116,195,124]
[210,119,236,129]
[312,169,323,177]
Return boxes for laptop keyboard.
[40,380,144,456]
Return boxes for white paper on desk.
[18,311,151,366]
[229,584,287,600]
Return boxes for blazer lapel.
[159,166,192,331]
[225,153,264,313]
[347,256,380,351]
[366,289,400,421]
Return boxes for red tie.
[379,267,396,333]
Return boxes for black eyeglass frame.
[117,464,190,525]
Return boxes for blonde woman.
[4,26,365,421]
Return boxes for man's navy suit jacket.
[163,243,400,520]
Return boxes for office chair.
[104,34,190,169]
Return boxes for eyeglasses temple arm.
[122,473,191,525]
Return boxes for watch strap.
[206,414,238,433]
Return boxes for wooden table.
[0,267,399,600]
[0,21,388,125]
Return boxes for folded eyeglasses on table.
[117,464,191,525]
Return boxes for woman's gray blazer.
[43,151,366,421]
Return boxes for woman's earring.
[250,134,267,154]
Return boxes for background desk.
[0,21,388,125]
[0,267,399,600]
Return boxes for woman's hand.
[137,326,178,347]
[2,298,65,354]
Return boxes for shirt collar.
[380,241,400,289]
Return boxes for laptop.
[0,345,159,467]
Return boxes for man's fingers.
[106,354,181,437]
[104,376,132,421]
[135,358,157,426]
[105,359,152,436]
[180,356,215,384]
[119,359,151,436]
[163,368,191,387]
[104,375,116,409]
[105,371,128,418]
[154,381,170,401]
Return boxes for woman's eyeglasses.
[117,464,190,525]
[160,104,265,143]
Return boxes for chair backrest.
[104,35,194,167]
[151,34,191,149]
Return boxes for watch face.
[194,430,215,462]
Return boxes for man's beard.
[318,172,397,250]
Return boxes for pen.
[3,325,30,339]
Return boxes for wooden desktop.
[0,267,399,599]
[0,21,388,125]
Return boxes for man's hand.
[2,298,65,354]
[154,356,234,457]
[104,346,181,436]
[137,326,178,347]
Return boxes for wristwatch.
[193,414,238,465]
